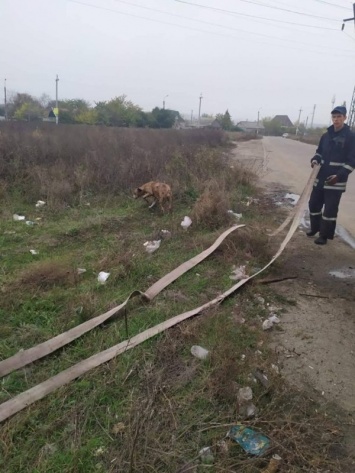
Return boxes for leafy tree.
[94,95,143,127]
[9,93,44,120]
[148,108,181,128]
[215,110,233,130]
[13,101,43,121]
[263,117,283,136]
[76,109,99,125]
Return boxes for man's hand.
[326,175,338,185]
[311,160,319,168]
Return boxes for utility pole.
[341,3,355,30]
[55,74,59,125]
[4,78,7,120]
[163,94,168,110]
[296,107,302,136]
[190,109,193,125]
[198,93,203,127]
[257,110,260,134]
[310,104,316,128]
[348,86,355,129]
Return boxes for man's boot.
[314,236,327,245]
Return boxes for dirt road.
[233,138,355,420]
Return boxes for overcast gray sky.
[1,0,355,124]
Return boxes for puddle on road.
[329,268,355,279]
[335,225,355,250]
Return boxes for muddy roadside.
[233,139,355,453]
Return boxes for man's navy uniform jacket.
[312,123,355,191]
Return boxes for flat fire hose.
[0,166,318,423]
[0,224,244,378]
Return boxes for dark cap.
[331,105,347,115]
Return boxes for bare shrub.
[191,180,231,229]
[9,261,77,292]
[217,224,273,265]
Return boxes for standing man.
[307,106,355,245]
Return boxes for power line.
[113,0,339,31]
[111,0,354,52]
[66,0,355,57]
[174,0,340,22]
[309,0,349,9]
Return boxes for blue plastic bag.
[228,424,270,456]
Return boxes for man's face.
[331,113,346,130]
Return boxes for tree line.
[0,92,244,131]
[0,93,183,128]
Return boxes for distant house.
[183,117,222,129]
[237,121,265,134]
[272,115,294,127]
[207,119,222,130]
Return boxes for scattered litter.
[144,240,161,254]
[230,265,249,281]
[246,404,257,418]
[241,354,246,361]
[227,210,243,220]
[199,447,214,464]
[269,314,280,324]
[181,216,192,230]
[262,454,282,473]
[35,200,46,208]
[262,314,280,330]
[111,422,125,434]
[160,229,172,239]
[77,268,87,274]
[97,271,110,284]
[256,295,265,305]
[29,249,39,255]
[245,196,259,206]
[4,231,16,235]
[268,305,280,313]
[262,319,274,331]
[228,425,270,456]
[216,440,229,454]
[13,214,25,221]
[35,217,42,221]
[94,446,106,456]
[191,345,209,360]
[271,364,280,374]
[285,193,300,205]
[25,220,35,226]
[253,369,269,388]
[238,387,258,418]
[238,387,253,403]
[308,365,314,370]
[255,350,263,356]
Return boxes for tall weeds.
[0,123,227,205]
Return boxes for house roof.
[237,121,264,130]
[272,115,294,127]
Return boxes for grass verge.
[0,128,351,472]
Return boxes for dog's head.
[133,187,144,199]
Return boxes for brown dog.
[133,181,172,212]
